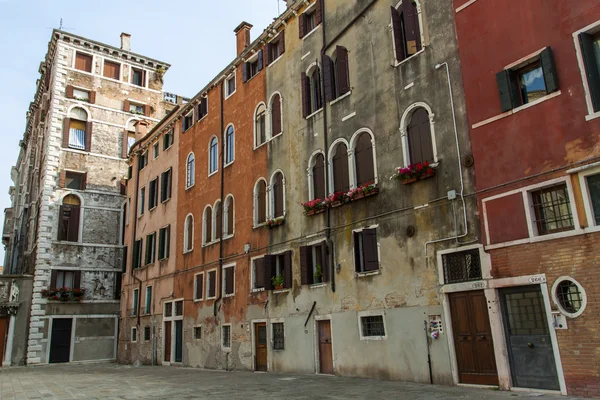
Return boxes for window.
[300,242,329,285]
[254,179,267,225]
[207,270,217,299]
[184,214,194,252]
[66,107,89,151]
[553,277,587,318]
[139,187,146,216]
[225,126,235,165]
[128,102,145,115]
[310,153,326,200]
[72,88,90,102]
[131,327,137,342]
[391,1,423,63]
[243,51,263,82]
[252,258,265,290]
[331,143,350,193]
[158,225,171,260]
[132,288,139,316]
[153,142,159,159]
[324,46,350,101]
[302,66,322,117]
[174,300,183,316]
[164,301,172,318]
[272,322,284,350]
[496,47,558,112]
[103,60,120,80]
[299,2,321,38]
[223,264,235,297]
[186,153,195,188]
[586,173,600,225]
[138,151,148,171]
[579,31,600,112]
[267,32,285,64]
[209,137,219,174]
[203,206,213,244]
[182,111,193,132]
[224,195,234,237]
[161,169,172,202]
[58,194,81,242]
[148,177,158,210]
[354,228,379,273]
[405,107,434,165]
[267,252,292,290]
[353,132,376,187]
[442,249,482,284]
[197,96,208,120]
[194,273,204,301]
[64,171,86,190]
[50,270,80,289]
[214,201,222,240]
[132,68,145,87]
[531,183,574,235]
[360,315,386,338]
[75,52,93,73]
[270,94,282,137]
[145,232,156,265]
[271,172,285,218]
[163,129,174,150]
[225,73,236,98]
[194,326,202,340]
[255,104,267,147]
[145,286,152,314]
[133,239,143,269]
[222,325,231,349]
[144,326,151,341]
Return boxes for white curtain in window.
[69,128,86,149]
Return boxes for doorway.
[164,321,171,363]
[0,317,8,364]
[49,318,73,363]
[449,291,498,385]
[254,322,267,371]
[174,320,183,363]
[317,319,333,374]
[500,286,559,390]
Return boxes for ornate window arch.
[268,92,283,138]
[186,152,195,188]
[349,128,378,188]
[254,178,268,226]
[399,102,437,166]
[202,206,212,245]
[269,170,286,219]
[307,150,326,201]
[254,103,267,148]
[328,139,350,194]
[224,194,235,237]
[184,213,194,252]
[209,135,219,175]
[66,106,90,151]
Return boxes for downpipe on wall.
[214,80,225,318]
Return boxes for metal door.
[449,291,499,385]
[317,320,334,374]
[164,321,171,363]
[49,318,72,363]
[255,323,268,371]
[174,320,183,363]
[501,286,559,390]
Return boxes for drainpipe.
[129,145,143,326]
[214,80,225,317]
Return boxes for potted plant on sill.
[302,198,325,216]
[272,275,285,291]
[41,287,86,302]
[391,162,435,185]
[324,191,350,208]
[348,182,379,201]
[265,217,285,229]
[314,264,323,284]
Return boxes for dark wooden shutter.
[299,13,306,38]
[66,85,74,99]
[209,272,216,298]
[144,104,151,117]
[580,33,600,112]
[362,229,379,271]
[123,99,130,112]
[89,91,96,104]
[540,47,559,94]
[258,181,267,223]
[85,122,92,151]
[226,267,234,294]
[391,6,405,62]
[50,270,58,288]
[122,130,129,158]
[407,108,433,164]
[254,258,265,288]
[274,173,284,218]
[158,229,165,259]
[320,241,329,282]
[165,226,170,258]
[68,206,80,242]
[333,145,350,192]
[279,31,285,55]
[301,72,309,118]
[196,274,203,299]
[355,133,375,186]
[242,63,248,83]
[258,50,264,71]
[263,255,276,290]
[271,94,281,135]
[227,198,234,234]
[315,68,322,110]
[59,170,66,188]
[299,246,312,285]
[216,203,222,239]
[62,118,71,148]
[73,270,81,289]
[284,251,293,289]
[496,69,515,112]
[336,46,350,95]
[323,54,334,102]
[403,0,420,55]
[315,0,322,26]
[266,43,272,65]
[313,154,325,200]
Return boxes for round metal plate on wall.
[406,225,416,237]
[463,154,475,168]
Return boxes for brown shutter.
[362,229,379,271]
[258,182,267,223]
[299,246,312,285]
[216,203,222,239]
[263,255,276,290]
[227,198,234,234]
[123,99,130,112]
[209,272,216,298]
[68,206,81,242]
[73,270,82,289]
[274,173,284,218]
[355,133,375,186]
[408,107,433,164]
[196,274,203,299]
[62,118,71,148]
[50,270,58,288]
[333,145,350,192]
[322,54,334,102]
[278,30,285,55]
[226,267,234,295]
[66,85,74,99]
[254,258,265,288]
[301,72,309,118]
[313,154,325,199]
[266,43,272,65]
[59,170,66,188]
[144,104,151,117]
[336,46,350,95]
[85,121,92,152]
[320,241,329,282]
[258,50,264,71]
[284,251,293,289]
[315,68,322,110]
[122,130,129,158]
[403,0,420,55]
[89,91,96,104]
[271,94,281,135]
[315,0,322,26]
[391,7,405,62]
[299,13,306,38]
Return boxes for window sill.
[360,335,388,341]
[302,25,320,41]
[194,298,203,303]
[393,48,425,68]
[208,170,218,178]
[222,234,234,241]
[309,283,327,289]
[225,90,236,100]
[197,114,208,124]
[183,249,194,255]
[161,198,171,204]
[251,288,265,293]
[206,296,217,301]
[222,347,232,353]
[267,55,284,69]
[585,110,600,122]
[185,184,195,191]
[329,91,352,106]
[245,72,260,84]
[305,108,323,120]
[224,161,234,169]
[149,206,157,212]
[272,289,290,294]
[253,223,267,229]
[157,256,169,262]
[223,293,235,298]
[355,269,381,278]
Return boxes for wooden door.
[255,323,268,371]
[49,318,72,363]
[449,291,498,385]
[174,320,183,363]
[0,317,8,364]
[317,320,334,374]
[164,321,171,363]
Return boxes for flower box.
[348,183,379,201]
[306,208,326,216]
[265,217,285,229]
[402,177,418,185]
[392,162,436,184]
[302,199,326,216]
[41,288,85,302]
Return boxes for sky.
[0,0,283,265]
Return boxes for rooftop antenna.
[277,0,280,15]
[59,18,63,30]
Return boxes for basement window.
[272,322,284,350]
[222,325,231,350]
[194,326,202,340]
[359,313,387,340]
[442,249,482,284]
[144,326,151,341]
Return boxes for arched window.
[225,126,235,165]
[331,143,350,193]
[310,152,326,200]
[391,1,423,62]
[224,196,234,236]
[302,65,322,117]
[184,214,194,252]
[209,137,218,174]
[271,172,285,218]
[213,200,222,239]
[270,94,282,137]
[59,194,81,242]
[203,207,212,244]
[406,107,434,165]
[353,132,376,187]
[255,104,267,147]
[254,179,267,226]
[186,153,195,188]
[324,47,350,101]
[66,107,89,151]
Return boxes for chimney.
[134,120,149,141]
[120,32,131,51]
[234,22,253,56]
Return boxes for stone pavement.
[0,363,577,400]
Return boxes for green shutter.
[496,69,515,112]
[540,47,559,94]
[579,33,600,112]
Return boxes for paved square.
[0,363,575,399]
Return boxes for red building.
[452,0,600,396]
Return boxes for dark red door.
[318,320,334,374]
[0,317,8,364]
[449,291,498,385]
[164,321,171,363]
[255,323,268,371]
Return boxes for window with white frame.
[184,214,194,252]
[209,137,219,174]
[203,206,213,244]
[224,195,234,237]
[67,107,88,151]
[158,225,170,260]
[132,288,139,316]
[223,264,235,297]
[254,179,268,226]
[255,103,267,147]
[132,67,146,87]
[270,171,285,219]
[222,324,231,349]
[225,72,236,98]
[182,111,193,132]
[145,286,152,314]
[153,142,159,159]
[206,269,217,299]
[352,131,376,188]
[194,272,204,301]
[225,125,235,165]
[186,153,195,188]
[576,26,600,114]
[391,0,424,63]
[139,187,146,216]
[309,152,326,201]
[213,200,222,240]
[359,313,386,340]
[251,257,265,290]
[403,106,434,166]
[302,65,322,117]
[585,172,600,225]
[330,142,350,193]
[552,276,587,318]
[354,228,380,273]
[530,183,574,235]
[270,93,282,137]
[131,327,137,342]
[272,322,284,350]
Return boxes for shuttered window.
[252,258,265,289]
[225,126,235,165]
[158,225,170,260]
[256,180,267,225]
[224,265,235,296]
[354,228,380,273]
[299,1,321,38]
[148,178,158,210]
[50,270,81,290]
[273,172,284,218]
[312,153,326,200]
[224,196,234,236]
[390,1,422,63]
[161,169,172,202]
[145,232,156,265]
[324,46,350,101]
[407,107,434,165]
[75,52,93,73]
[133,239,143,269]
[132,68,145,87]
[139,187,145,216]
[103,60,120,80]
[255,104,267,146]
[204,207,212,244]
[354,133,375,187]
[332,143,350,193]
[58,195,81,242]
[184,215,194,252]
[194,273,204,300]
[271,94,282,137]
[197,97,208,120]
[207,270,217,298]
[243,50,263,83]
[214,202,222,239]
[300,241,329,285]
[267,31,285,64]
[579,32,600,112]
